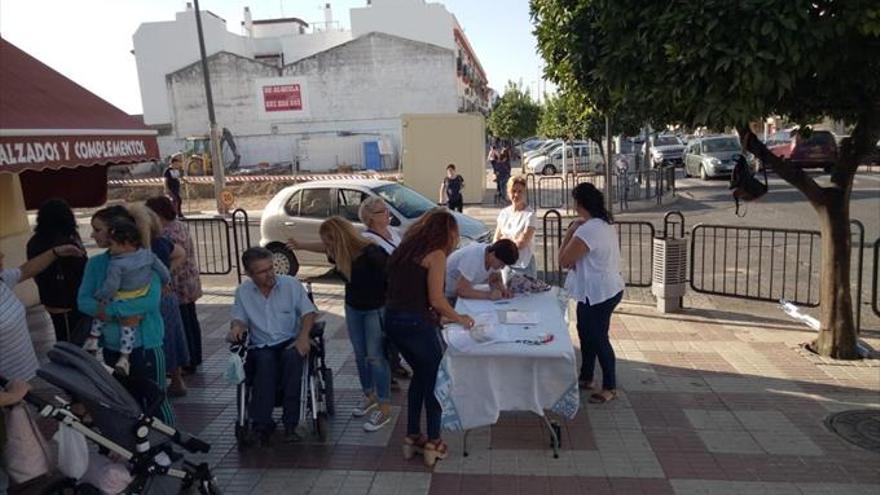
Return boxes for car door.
[687,142,701,175]
[290,187,332,266]
[336,188,369,227]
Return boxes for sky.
[0,0,549,116]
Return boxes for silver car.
[683,135,743,180]
[260,179,491,274]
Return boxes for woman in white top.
[559,183,625,404]
[493,175,538,278]
[357,196,411,381]
[358,196,402,256]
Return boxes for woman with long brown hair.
[288,216,393,431]
[385,209,474,467]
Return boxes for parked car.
[260,179,491,273]
[683,135,743,180]
[523,139,562,163]
[770,129,838,171]
[517,137,546,152]
[526,141,603,175]
[644,134,686,168]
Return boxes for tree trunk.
[811,193,859,359]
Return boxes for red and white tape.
[108,171,402,187]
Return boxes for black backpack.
[729,154,767,216]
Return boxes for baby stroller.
[230,281,335,448]
[1,342,220,494]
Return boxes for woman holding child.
[77,205,175,425]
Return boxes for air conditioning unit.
[652,237,687,313]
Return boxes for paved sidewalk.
[159,282,880,495]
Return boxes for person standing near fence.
[163,154,184,219]
[493,175,538,278]
[559,183,625,404]
[26,198,88,344]
[496,147,512,203]
[145,196,203,375]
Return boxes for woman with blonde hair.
[493,175,538,278]
[287,216,393,431]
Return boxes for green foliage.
[531,0,880,129]
[488,81,542,141]
[539,90,641,145]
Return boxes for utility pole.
[193,0,226,214]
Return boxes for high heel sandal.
[402,434,427,460]
[423,439,448,467]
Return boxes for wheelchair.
[230,281,335,448]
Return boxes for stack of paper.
[498,310,540,325]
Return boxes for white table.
[433,288,579,456]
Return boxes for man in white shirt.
[444,240,518,301]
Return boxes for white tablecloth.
[434,288,580,431]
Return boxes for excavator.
[182,127,241,175]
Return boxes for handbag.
[3,403,54,484]
[729,154,768,216]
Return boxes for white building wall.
[351,0,455,51]
[280,31,354,64]
[133,8,253,126]
[164,34,453,170]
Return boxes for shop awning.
[0,37,160,207]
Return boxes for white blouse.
[564,219,625,304]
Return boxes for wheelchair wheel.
[315,412,329,443]
[321,368,335,416]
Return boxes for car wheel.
[542,164,557,176]
[700,166,708,181]
[267,243,299,276]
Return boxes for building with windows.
[132,0,490,170]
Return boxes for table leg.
[540,415,561,458]
[463,429,470,457]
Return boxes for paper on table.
[444,312,509,352]
[498,310,539,325]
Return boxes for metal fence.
[689,224,822,306]
[182,208,252,282]
[530,166,677,212]
[873,237,880,318]
[539,209,656,288]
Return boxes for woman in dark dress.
[26,198,88,344]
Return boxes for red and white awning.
[0,37,159,175]
[0,37,160,207]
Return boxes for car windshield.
[654,136,682,146]
[374,183,438,219]
[702,138,741,153]
[803,132,834,145]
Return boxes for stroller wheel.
[315,412,330,443]
[321,368,335,416]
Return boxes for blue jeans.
[248,339,305,432]
[576,291,623,390]
[384,309,443,439]
[345,304,391,403]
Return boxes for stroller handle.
[0,374,50,410]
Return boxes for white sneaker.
[363,408,391,432]
[352,395,377,417]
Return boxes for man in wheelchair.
[228,247,318,444]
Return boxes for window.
[299,188,331,218]
[374,183,437,219]
[702,138,741,153]
[284,191,302,216]
[337,189,367,222]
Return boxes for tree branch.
[737,125,826,206]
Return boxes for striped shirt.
[0,269,39,380]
